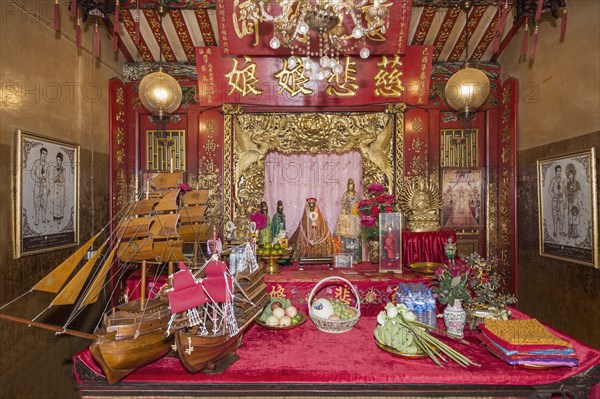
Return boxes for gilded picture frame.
[15,130,80,258]
[379,212,402,273]
[441,168,484,229]
[537,148,598,268]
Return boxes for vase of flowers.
[357,183,396,263]
[432,262,471,338]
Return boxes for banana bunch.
[330,299,357,320]
[374,319,419,355]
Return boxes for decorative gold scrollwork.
[223,107,405,223]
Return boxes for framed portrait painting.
[441,168,484,229]
[15,130,80,258]
[379,212,402,273]
[537,148,598,268]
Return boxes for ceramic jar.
[443,299,467,338]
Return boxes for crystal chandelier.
[247,0,390,78]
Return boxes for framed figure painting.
[441,168,484,229]
[537,148,598,268]
[379,213,402,273]
[15,130,79,258]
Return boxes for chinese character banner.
[215,0,412,57]
[196,45,432,107]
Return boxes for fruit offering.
[258,297,304,328]
[329,299,357,320]
[256,243,288,256]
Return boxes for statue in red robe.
[289,198,334,261]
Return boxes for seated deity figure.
[398,177,443,232]
[289,198,334,261]
[335,178,361,238]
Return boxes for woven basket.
[308,276,361,334]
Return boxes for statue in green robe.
[271,200,286,240]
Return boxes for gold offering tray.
[255,313,307,330]
[408,262,444,275]
[375,340,429,360]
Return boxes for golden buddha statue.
[398,177,442,232]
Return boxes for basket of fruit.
[256,297,306,329]
[308,276,361,334]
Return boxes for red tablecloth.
[264,262,432,316]
[74,309,600,394]
[125,270,168,302]
[402,229,457,265]
[125,262,433,316]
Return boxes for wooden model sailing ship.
[167,244,269,373]
[0,170,268,384]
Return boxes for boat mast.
[0,314,96,340]
[140,260,147,308]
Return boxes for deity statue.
[398,177,443,232]
[335,178,361,238]
[444,236,457,265]
[271,200,287,240]
[258,201,272,247]
[289,197,334,261]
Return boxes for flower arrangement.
[357,183,396,239]
[432,253,517,311]
[248,210,267,230]
[463,253,517,311]
[431,261,472,306]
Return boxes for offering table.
[263,262,432,316]
[74,308,600,398]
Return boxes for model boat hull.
[175,290,270,374]
[90,329,173,384]
[175,330,243,373]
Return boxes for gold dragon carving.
[225,109,402,223]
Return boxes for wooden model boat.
[0,171,209,384]
[167,244,269,373]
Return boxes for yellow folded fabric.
[484,319,571,347]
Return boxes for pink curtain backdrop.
[263,151,363,237]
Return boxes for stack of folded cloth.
[479,319,578,368]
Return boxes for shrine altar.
[74,308,600,398]
[125,262,432,317]
[124,229,456,313]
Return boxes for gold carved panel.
[440,128,478,168]
[222,106,404,224]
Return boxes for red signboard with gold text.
[196,45,432,107]
[215,0,412,57]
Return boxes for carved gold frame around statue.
[222,104,405,227]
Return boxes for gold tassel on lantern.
[76,10,81,49]
[93,18,100,58]
[113,0,120,51]
[53,0,61,31]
